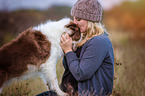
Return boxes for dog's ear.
[65,21,81,41]
[65,21,78,31]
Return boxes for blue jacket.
[62,34,114,96]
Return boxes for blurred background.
[0,0,144,96]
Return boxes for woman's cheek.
[79,26,83,33]
[81,28,85,33]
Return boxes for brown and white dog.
[0,18,81,95]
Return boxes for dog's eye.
[76,17,81,21]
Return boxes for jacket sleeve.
[65,37,108,81]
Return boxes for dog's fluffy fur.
[0,18,81,95]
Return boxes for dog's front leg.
[39,59,66,96]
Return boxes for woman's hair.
[77,21,107,47]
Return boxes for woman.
[60,0,114,96]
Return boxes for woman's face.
[73,17,88,33]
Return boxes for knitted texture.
[71,0,103,22]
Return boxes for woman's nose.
[73,18,78,24]
[74,22,77,25]
[74,21,78,26]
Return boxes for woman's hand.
[60,33,73,54]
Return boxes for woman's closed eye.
[76,17,81,21]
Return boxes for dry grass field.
[1,59,64,96]
[110,31,145,96]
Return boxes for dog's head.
[65,21,81,42]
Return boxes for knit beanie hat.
[71,0,103,22]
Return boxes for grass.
[113,42,145,96]
[111,31,145,96]
[0,59,64,96]
[0,31,145,96]
[1,78,47,96]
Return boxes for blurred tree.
[103,0,145,32]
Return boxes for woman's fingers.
[61,34,66,41]
[60,33,73,54]
[65,33,69,39]
[65,33,72,40]
[61,33,71,42]
[60,37,63,43]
